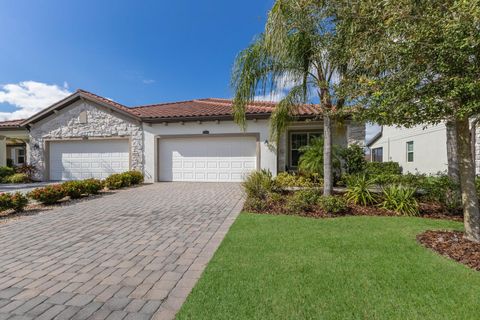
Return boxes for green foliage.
[298,138,341,178]
[5,173,30,184]
[104,174,126,190]
[28,185,66,205]
[0,166,15,182]
[365,162,402,177]
[243,197,269,212]
[317,195,348,214]
[286,189,322,214]
[380,185,419,216]
[345,175,377,206]
[15,165,37,181]
[62,181,86,199]
[82,179,104,195]
[340,144,366,175]
[418,174,461,214]
[242,170,278,201]
[123,171,144,185]
[274,172,315,188]
[0,192,28,212]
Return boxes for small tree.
[231,0,351,196]
[338,0,480,241]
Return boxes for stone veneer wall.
[29,100,143,181]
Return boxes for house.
[367,123,480,174]
[0,89,365,183]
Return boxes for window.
[371,147,383,162]
[406,141,414,162]
[289,132,322,167]
[11,147,25,166]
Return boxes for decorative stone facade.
[29,100,143,181]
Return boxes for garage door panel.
[159,136,257,182]
[49,140,129,181]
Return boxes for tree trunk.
[323,113,333,196]
[455,118,480,242]
[446,120,460,184]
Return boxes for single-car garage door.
[49,140,130,181]
[158,135,258,182]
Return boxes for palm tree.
[231,0,346,195]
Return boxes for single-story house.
[367,123,480,174]
[0,89,365,183]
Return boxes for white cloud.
[142,79,155,84]
[254,74,300,102]
[0,81,71,121]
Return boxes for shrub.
[340,144,366,175]
[0,166,15,182]
[317,195,348,214]
[345,175,377,206]
[0,193,13,211]
[5,173,30,183]
[123,171,144,185]
[381,185,419,216]
[104,174,126,190]
[418,174,461,213]
[28,185,66,205]
[365,162,402,176]
[244,197,269,212]
[10,192,28,212]
[15,165,37,181]
[274,172,315,188]
[298,138,342,178]
[242,170,279,200]
[82,179,104,195]
[62,181,86,199]
[285,189,322,214]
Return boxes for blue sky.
[0,0,379,139]
[0,0,273,115]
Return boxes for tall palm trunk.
[323,113,333,196]
[455,118,480,242]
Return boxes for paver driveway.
[0,183,244,320]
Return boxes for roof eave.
[22,91,141,126]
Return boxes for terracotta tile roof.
[77,89,134,115]
[130,98,322,120]
[0,119,25,128]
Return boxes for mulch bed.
[417,230,480,271]
[250,199,463,221]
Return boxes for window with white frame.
[289,132,322,168]
[406,141,414,162]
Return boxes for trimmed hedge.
[0,192,28,212]
[104,171,144,190]
[365,162,402,176]
[0,166,15,182]
[28,185,66,205]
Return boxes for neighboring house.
[0,89,365,183]
[0,120,29,168]
[367,123,459,174]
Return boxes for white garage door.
[158,136,257,182]
[49,140,130,181]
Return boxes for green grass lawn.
[177,214,480,320]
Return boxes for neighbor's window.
[406,141,414,162]
[371,147,383,162]
[289,132,322,167]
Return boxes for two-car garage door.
[49,140,129,181]
[158,136,258,182]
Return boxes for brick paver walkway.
[0,183,244,320]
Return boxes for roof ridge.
[132,99,199,109]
